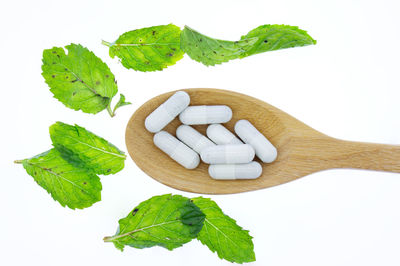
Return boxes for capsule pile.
[145,91,277,180]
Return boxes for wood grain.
[125,88,400,194]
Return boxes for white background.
[1,0,400,265]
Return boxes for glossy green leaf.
[192,197,255,263]
[103,24,184,71]
[180,26,257,66]
[239,24,317,57]
[181,25,316,66]
[16,149,101,210]
[104,194,205,251]
[42,43,118,115]
[49,122,126,175]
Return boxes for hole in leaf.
[132,208,139,216]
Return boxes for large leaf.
[103,24,184,71]
[104,194,205,251]
[42,43,118,115]
[239,24,317,57]
[192,197,255,263]
[16,149,101,210]
[49,122,126,175]
[180,25,316,66]
[180,26,257,66]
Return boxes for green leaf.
[41,43,119,116]
[180,25,316,66]
[103,24,184,71]
[104,194,205,251]
[239,24,317,57]
[49,122,126,175]
[192,197,255,263]
[112,94,131,116]
[180,26,257,66]
[15,149,101,210]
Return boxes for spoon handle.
[321,139,400,173]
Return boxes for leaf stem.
[103,236,114,242]
[101,40,114,47]
[14,160,23,164]
[106,102,115,117]
[103,221,177,242]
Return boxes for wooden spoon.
[126,88,400,194]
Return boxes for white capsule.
[234,120,278,163]
[153,131,200,169]
[207,124,243,145]
[208,162,262,180]
[145,91,190,133]
[179,105,232,125]
[176,125,216,154]
[200,144,255,164]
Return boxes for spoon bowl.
[126,88,400,194]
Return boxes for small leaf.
[180,26,257,66]
[104,194,205,251]
[192,197,255,263]
[112,94,131,115]
[17,149,101,210]
[41,43,119,116]
[49,122,126,175]
[239,24,316,57]
[103,24,184,71]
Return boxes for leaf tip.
[312,38,317,45]
[14,160,23,164]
